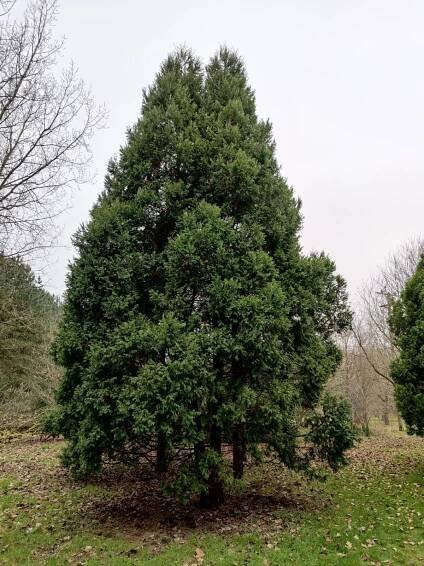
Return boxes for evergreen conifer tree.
[389,255,424,436]
[0,255,60,420]
[47,48,355,506]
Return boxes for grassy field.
[0,426,423,565]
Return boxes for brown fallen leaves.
[0,430,423,558]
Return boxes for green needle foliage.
[0,256,61,426]
[46,48,355,506]
[389,255,424,436]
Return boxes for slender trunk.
[194,439,206,471]
[382,393,390,425]
[397,412,404,432]
[156,430,168,473]
[199,425,224,508]
[210,423,222,454]
[232,426,246,480]
[362,409,370,436]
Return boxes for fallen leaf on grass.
[195,547,205,562]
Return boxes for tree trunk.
[397,412,404,432]
[200,467,224,508]
[382,393,390,425]
[199,425,224,508]
[156,430,168,473]
[232,427,246,480]
[362,409,370,436]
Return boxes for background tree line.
[329,238,423,435]
[0,254,60,428]
[0,0,103,427]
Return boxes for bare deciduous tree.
[0,0,105,256]
[350,238,423,429]
[354,237,424,379]
[0,1,15,17]
[329,330,396,435]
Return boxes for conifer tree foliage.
[47,48,355,506]
[389,256,424,436]
[0,256,61,424]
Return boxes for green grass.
[0,430,423,565]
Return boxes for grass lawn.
[0,426,423,565]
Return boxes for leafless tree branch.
[0,0,107,257]
[0,1,15,17]
[351,322,394,385]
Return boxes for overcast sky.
[39,0,423,298]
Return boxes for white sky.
[40,0,423,298]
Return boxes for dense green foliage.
[389,256,424,436]
[47,48,355,504]
[0,256,61,425]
